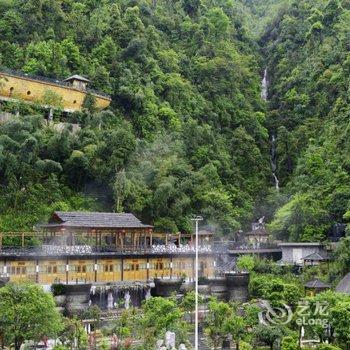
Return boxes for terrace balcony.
[0,243,213,257]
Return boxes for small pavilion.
[304,279,331,296]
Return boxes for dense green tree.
[0,0,271,235]
[252,324,285,350]
[205,298,231,350]
[140,297,188,348]
[330,300,350,349]
[224,314,246,350]
[334,236,350,274]
[0,283,63,350]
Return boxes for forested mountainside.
[261,0,350,242]
[0,0,349,242]
[0,0,270,233]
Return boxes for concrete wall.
[281,245,325,264]
[0,72,110,112]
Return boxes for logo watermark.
[259,301,293,326]
[258,300,329,327]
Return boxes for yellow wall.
[0,72,111,112]
[172,257,194,279]
[68,259,95,283]
[149,257,171,279]
[97,259,122,283]
[2,255,215,284]
[8,260,36,283]
[123,258,148,281]
[199,257,215,278]
[38,259,66,285]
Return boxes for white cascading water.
[261,68,280,190]
[107,291,114,309]
[271,134,279,190]
[124,291,130,309]
[261,68,268,101]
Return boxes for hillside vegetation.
[0,0,270,233]
[262,0,350,241]
[0,0,349,242]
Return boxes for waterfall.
[271,135,279,190]
[107,291,114,309]
[124,291,130,309]
[261,68,280,190]
[261,68,268,101]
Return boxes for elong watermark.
[259,300,329,327]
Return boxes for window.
[27,91,31,95]
[104,264,114,272]
[9,87,14,95]
[73,100,77,104]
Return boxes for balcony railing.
[0,244,213,256]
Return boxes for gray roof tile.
[336,273,350,294]
[45,211,153,229]
[304,279,331,289]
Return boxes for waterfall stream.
[261,68,268,101]
[261,68,280,190]
[271,134,279,190]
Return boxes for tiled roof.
[278,242,323,247]
[63,74,90,82]
[336,273,350,294]
[302,252,329,261]
[44,211,153,229]
[304,279,331,289]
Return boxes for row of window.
[7,87,77,104]
[2,261,213,275]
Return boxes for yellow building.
[0,70,111,112]
[0,212,215,285]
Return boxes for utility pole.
[191,215,203,350]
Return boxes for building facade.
[278,242,328,265]
[0,212,215,286]
[0,70,111,112]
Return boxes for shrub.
[317,344,342,350]
[281,336,298,350]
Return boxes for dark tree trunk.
[15,340,21,350]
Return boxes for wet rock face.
[154,278,184,297]
[0,277,10,288]
[225,272,250,302]
[90,282,151,310]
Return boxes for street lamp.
[191,215,203,350]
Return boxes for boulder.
[165,331,176,348]
[156,339,164,349]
